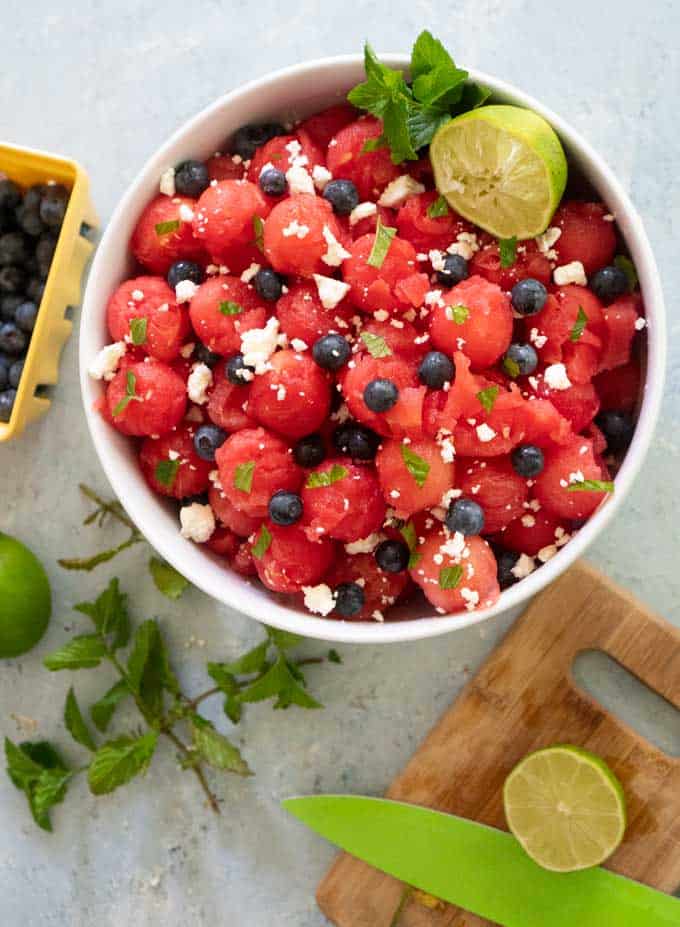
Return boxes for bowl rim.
[80,54,666,644]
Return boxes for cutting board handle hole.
[572,650,680,758]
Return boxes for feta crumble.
[282,220,310,239]
[312,164,333,191]
[290,338,308,352]
[180,503,215,543]
[349,201,378,226]
[535,226,561,260]
[285,165,315,195]
[88,342,126,381]
[240,262,261,283]
[476,423,497,443]
[175,279,198,303]
[313,274,351,309]
[377,175,425,208]
[553,261,587,287]
[240,316,285,374]
[511,553,536,579]
[345,533,383,554]
[178,203,194,223]
[544,363,572,391]
[187,363,213,405]
[159,167,176,197]
[321,225,351,267]
[302,583,336,616]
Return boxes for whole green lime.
[0,532,52,658]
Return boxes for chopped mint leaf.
[233,461,255,493]
[148,557,189,600]
[449,304,469,324]
[219,300,243,316]
[252,215,265,252]
[305,463,348,489]
[439,565,463,590]
[477,385,499,413]
[360,330,392,358]
[251,524,272,559]
[154,219,180,237]
[401,444,430,488]
[87,732,158,796]
[112,371,142,418]
[327,649,342,664]
[367,217,397,268]
[427,195,450,218]
[154,458,180,489]
[400,520,421,568]
[129,316,148,346]
[614,254,638,291]
[503,356,521,378]
[567,479,615,493]
[499,237,518,268]
[361,135,387,154]
[569,306,589,342]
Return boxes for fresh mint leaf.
[449,304,469,324]
[567,479,615,493]
[233,461,255,493]
[406,102,451,151]
[439,565,463,590]
[43,635,107,671]
[252,215,265,252]
[206,663,239,695]
[410,30,468,109]
[477,385,499,413]
[149,557,189,600]
[5,739,71,832]
[87,732,158,795]
[238,654,322,710]
[327,649,342,664]
[223,696,242,724]
[265,626,303,651]
[64,688,96,751]
[502,355,521,378]
[155,219,180,237]
[361,135,387,154]
[216,640,269,676]
[569,306,589,342]
[129,316,147,346]
[251,524,272,559]
[74,578,130,650]
[367,217,397,268]
[614,254,638,291]
[154,458,180,489]
[305,463,348,489]
[31,768,72,824]
[381,94,419,164]
[360,330,392,358]
[112,370,141,418]
[427,195,450,218]
[499,237,518,268]
[127,620,179,717]
[190,716,252,775]
[218,300,243,316]
[400,444,430,488]
[453,82,492,113]
[399,520,421,568]
[5,738,45,789]
[90,680,129,733]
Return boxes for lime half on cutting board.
[0,532,51,658]
[430,104,568,239]
[503,744,627,872]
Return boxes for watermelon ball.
[268,490,303,526]
[130,194,205,274]
[225,353,255,385]
[375,436,454,518]
[294,434,326,468]
[253,521,334,594]
[231,122,287,160]
[589,265,629,305]
[253,268,284,302]
[364,378,399,413]
[410,530,500,614]
[206,364,255,432]
[418,351,454,389]
[332,422,380,461]
[299,102,357,149]
[552,201,617,276]
[174,160,210,198]
[334,582,365,617]
[106,276,189,363]
[326,116,400,200]
[533,438,608,520]
[322,179,359,216]
[107,359,187,437]
[459,458,528,534]
[503,343,538,377]
[323,549,411,620]
[259,168,288,198]
[511,278,547,316]
[248,349,331,439]
[140,424,212,498]
[263,193,343,277]
[595,410,635,453]
[375,539,410,573]
[495,547,520,589]
[208,485,262,538]
[188,275,267,356]
[445,498,485,536]
[192,180,270,264]
[312,334,351,371]
[214,427,303,519]
[167,260,204,289]
[511,444,545,477]
[436,253,469,287]
[499,510,567,557]
[341,354,419,436]
[275,279,353,347]
[193,424,228,461]
[246,131,325,185]
[301,459,386,543]
[343,233,419,314]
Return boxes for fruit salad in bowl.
[80,33,664,642]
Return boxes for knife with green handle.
[283,796,680,926]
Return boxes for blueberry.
[0,265,25,295]
[0,322,27,355]
[364,378,399,413]
[0,354,9,389]
[418,351,454,389]
[334,581,365,617]
[322,179,359,216]
[259,168,287,197]
[174,160,209,198]
[294,434,326,468]
[26,277,45,304]
[0,388,16,422]
[495,547,520,590]
[511,278,547,316]
[0,231,29,266]
[269,490,303,526]
[35,233,57,278]
[14,204,44,237]
[445,498,485,536]
[0,294,21,322]
[511,444,544,477]
[225,353,254,385]
[194,341,221,367]
[436,253,469,287]
[590,265,629,304]
[193,424,228,461]
[503,342,538,377]
[253,268,283,301]
[312,333,351,371]
[375,539,410,573]
[0,208,16,234]
[14,300,38,333]
[167,260,204,289]
[39,184,69,229]
[23,184,45,212]
[231,123,286,160]
[0,179,21,211]
[333,422,380,461]
[595,410,635,453]
[8,358,24,389]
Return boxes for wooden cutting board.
[317,561,680,927]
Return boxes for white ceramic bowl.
[80,55,666,644]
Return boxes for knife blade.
[283,795,680,927]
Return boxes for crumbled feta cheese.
[290,338,308,352]
[373,309,389,322]
[553,261,587,287]
[425,289,445,308]
[240,262,261,283]
[187,363,213,405]
[240,316,284,374]
[440,532,466,559]
[460,587,479,610]
[544,363,572,391]
[178,203,194,223]
[159,167,176,196]
[175,279,198,303]
[378,174,425,208]
[568,469,585,485]
[345,533,383,554]
[529,327,548,349]
[537,544,558,562]
[302,583,336,616]
[276,385,286,401]
[88,342,126,381]
[208,468,222,489]
[535,226,561,260]
[372,610,385,622]
[313,274,351,309]
[321,225,351,267]
[635,317,646,330]
[312,164,333,191]
[180,503,215,543]
[258,161,276,177]
[439,436,456,463]
[349,201,378,226]
[447,231,480,261]
[476,423,497,443]
[168,449,180,461]
[521,514,536,528]
[602,213,615,222]
[282,220,310,239]
[511,553,536,579]
[131,289,144,302]
[285,165,315,195]
[428,249,446,272]
[440,487,462,508]
[179,342,195,359]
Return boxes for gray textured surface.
[1,1,679,924]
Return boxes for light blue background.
[1,1,678,923]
